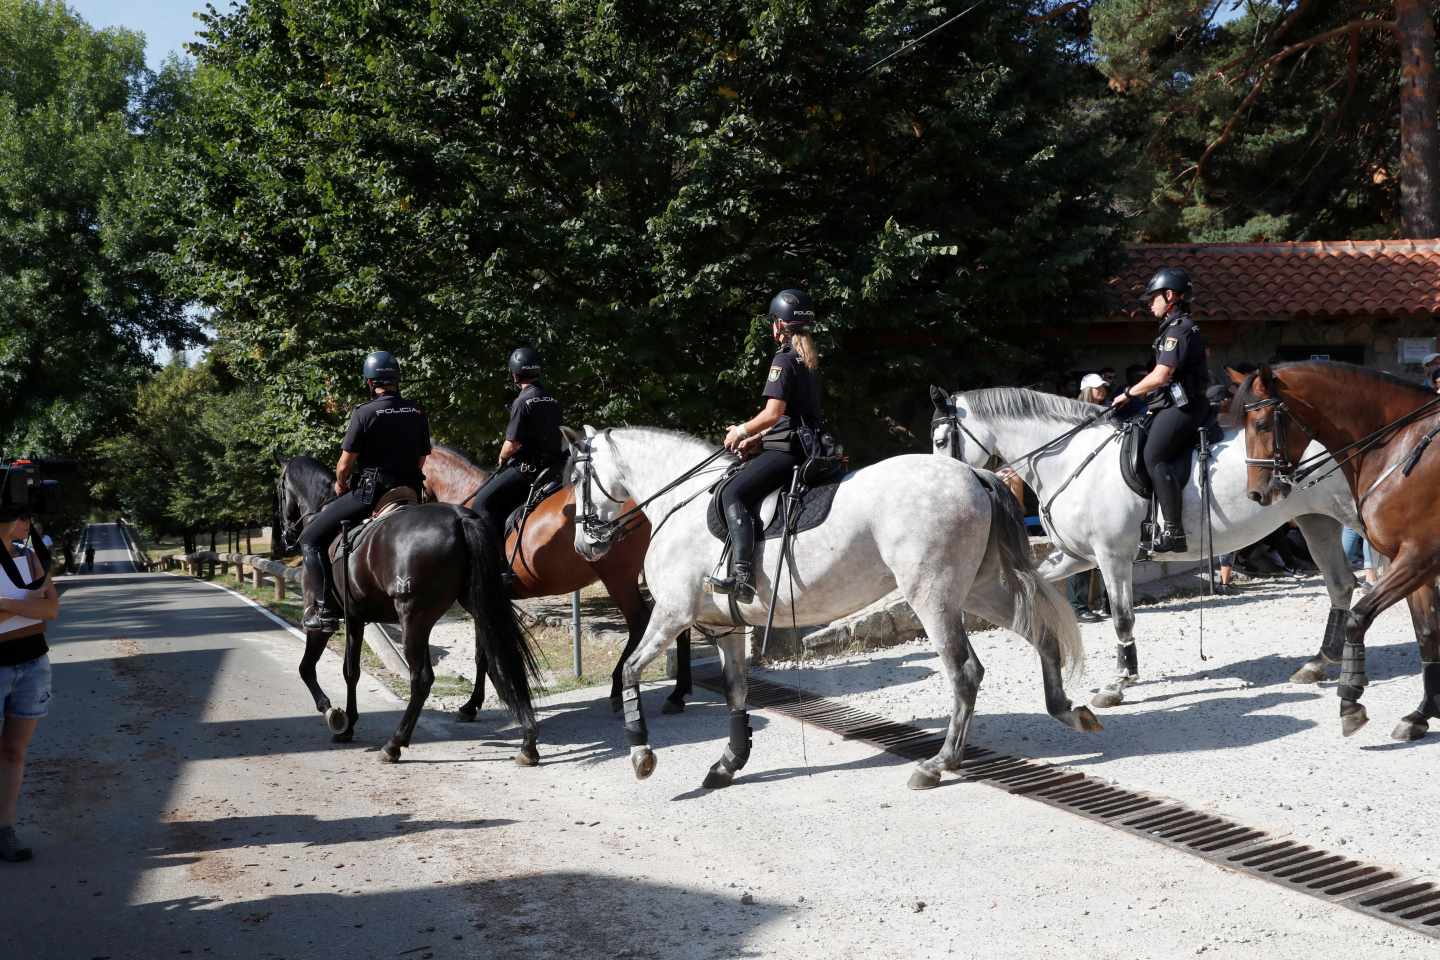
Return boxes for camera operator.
[0,505,60,863]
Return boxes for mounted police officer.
[299,351,432,631]
[1112,267,1209,553]
[709,289,825,603]
[470,347,565,570]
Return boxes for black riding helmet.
[362,350,401,385]
[1140,266,1192,303]
[768,289,816,331]
[508,346,541,379]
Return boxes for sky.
[67,0,215,71]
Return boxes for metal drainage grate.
[694,671,1439,940]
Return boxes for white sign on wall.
[1398,337,1439,364]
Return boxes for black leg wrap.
[719,710,752,773]
[1338,640,1368,702]
[622,685,648,747]
[1423,662,1440,719]
[1116,642,1138,677]
[1321,608,1347,662]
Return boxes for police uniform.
[299,392,433,557]
[471,380,565,537]
[717,345,824,569]
[1141,311,1209,533]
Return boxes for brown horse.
[1230,361,1440,740]
[423,444,692,714]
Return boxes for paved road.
[8,524,1432,959]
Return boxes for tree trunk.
[1397,0,1439,238]
[209,528,217,551]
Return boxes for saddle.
[504,472,564,539]
[705,470,845,542]
[330,487,420,558]
[1118,409,1223,500]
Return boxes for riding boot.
[1153,522,1187,554]
[708,502,757,603]
[301,543,341,631]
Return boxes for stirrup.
[707,568,755,603]
[1153,525,1187,554]
[303,604,341,631]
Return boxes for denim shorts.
[0,654,52,719]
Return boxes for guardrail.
[165,550,299,601]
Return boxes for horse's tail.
[975,471,1084,677]
[460,512,543,728]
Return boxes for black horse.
[275,455,541,764]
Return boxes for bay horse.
[1231,361,1440,740]
[423,444,692,714]
[565,426,1100,791]
[275,456,541,763]
[930,386,1369,706]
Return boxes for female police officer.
[300,351,432,630]
[1111,267,1209,553]
[709,289,825,603]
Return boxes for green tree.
[1092,0,1438,241]
[161,0,1124,459]
[0,1,203,457]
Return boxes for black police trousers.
[721,448,802,518]
[1143,404,1205,529]
[299,491,373,554]
[471,466,530,549]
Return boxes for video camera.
[0,456,75,521]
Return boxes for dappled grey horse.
[563,425,1101,791]
[931,387,1368,707]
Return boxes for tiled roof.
[1110,240,1440,321]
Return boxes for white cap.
[1423,352,1440,366]
[1079,373,1107,391]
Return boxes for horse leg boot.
[1339,611,1370,737]
[1392,585,1440,740]
[702,711,752,789]
[1292,608,1347,684]
[301,544,341,632]
[1092,640,1138,709]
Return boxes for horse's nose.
[1247,490,1263,504]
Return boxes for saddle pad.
[331,503,413,559]
[505,480,564,538]
[706,475,845,542]
[1118,416,1222,501]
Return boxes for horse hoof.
[380,743,401,763]
[702,766,733,790]
[1090,687,1125,709]
[325,707,348,734]
[454,707,477,723]
[1289,660,1328,684]
[1340,704,1369,738]
[661,697,685,715]
[514,747,540,767]
[1391,716,1428,741]
[331,730,354,744]
[631,748,656,780]
[1071,706,1104,733]
[907,769,942,791]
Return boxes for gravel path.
[18,531,1435,959]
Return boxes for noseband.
[572,442,631,545]
[1242,396,1312,488]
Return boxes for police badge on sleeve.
[768,366,782,382]
[1163,337,1177,352]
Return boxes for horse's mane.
[959,387,1099,425]
[1233,360,1434,417]
[429,442,481,466]
[282,455,336,510]
[612,426,736,462]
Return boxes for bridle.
[275,471,328,551]
[931,399,1000,467]
[571,431,735,548]
[1240,396,1307,488]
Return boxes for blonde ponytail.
[790,331,820,370]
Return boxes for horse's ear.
[1254,365,1276,398]
[272,449,286,467]
[559,425,583,448]
[582,424,598,439]
[929,385,950,411]
[1224,367,1246,387]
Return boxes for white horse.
[562,426,1101,791]
[930,386,1365,706]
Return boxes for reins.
[934,398,1118,475]
[576,432,738,545]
